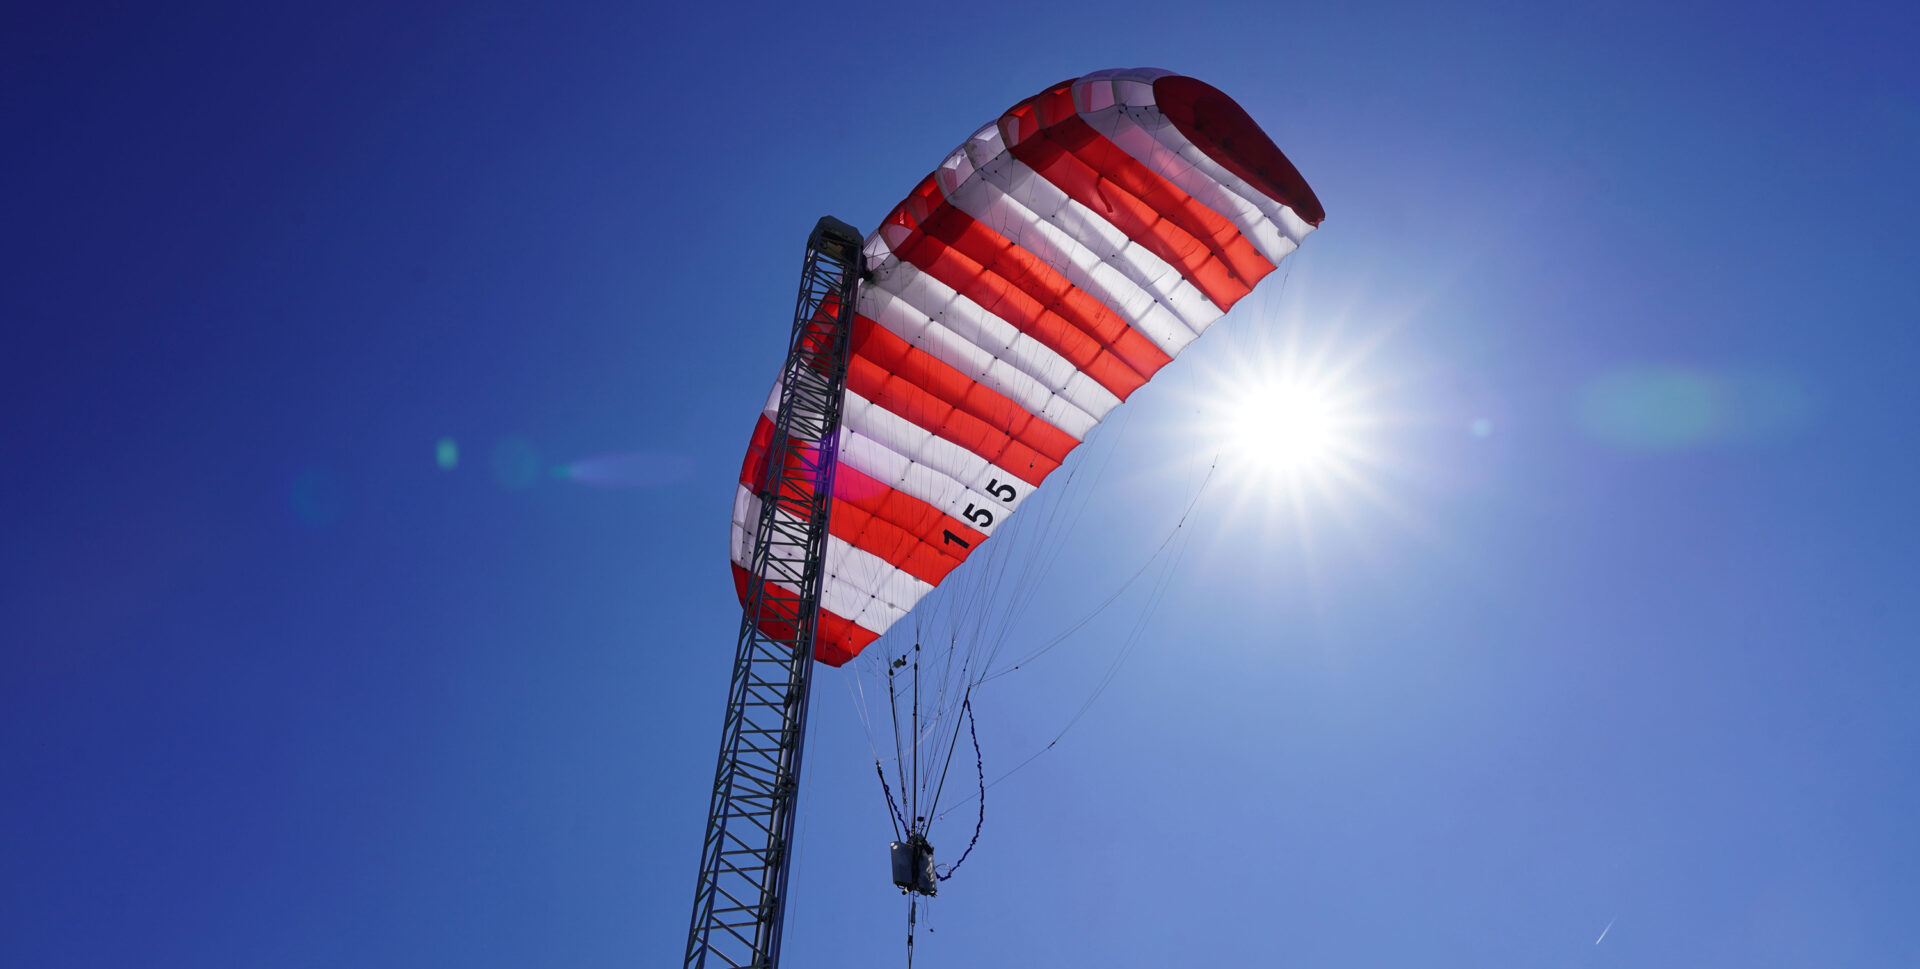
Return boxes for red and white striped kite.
[732,68,1324,665]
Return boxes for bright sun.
[1176,317,1388,528]
[1224,380,1341,475]
[1156,288,1398,537]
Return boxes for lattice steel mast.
[684,217,865,969]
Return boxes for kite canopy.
[732,68,1323,666]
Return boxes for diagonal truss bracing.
[684,217,865,969]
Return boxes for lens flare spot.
[1580,367,1813,450]
[491,438,543,490]
[1580,369,1718,450]
[436,437,459,470]
[554,451,696,488]
[289,468,346,528]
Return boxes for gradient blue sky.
[6,2,1919,967]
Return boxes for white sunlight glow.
[1124,264,1430,596]
[1222,379,1341,476]
[1200,344,1374,506]
[1164,283,1406,544]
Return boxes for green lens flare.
[491,437,542,490]
[290,468,346,528]
[436,437,459,470]
[1579,367,1814,450]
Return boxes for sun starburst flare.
[1154,287,1418,565]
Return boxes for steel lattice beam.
[684,217,864,969]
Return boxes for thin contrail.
[1595,917,1616,945]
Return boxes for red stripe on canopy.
[739,416,985,587]
[731,563,878,667]
[1152,75,1325,225]
[881,176,1172,400]
[848,315,1076,485]
[1002,82,1275,312]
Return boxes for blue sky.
[5,1,1918,966]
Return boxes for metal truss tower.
[683,217,864,969]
